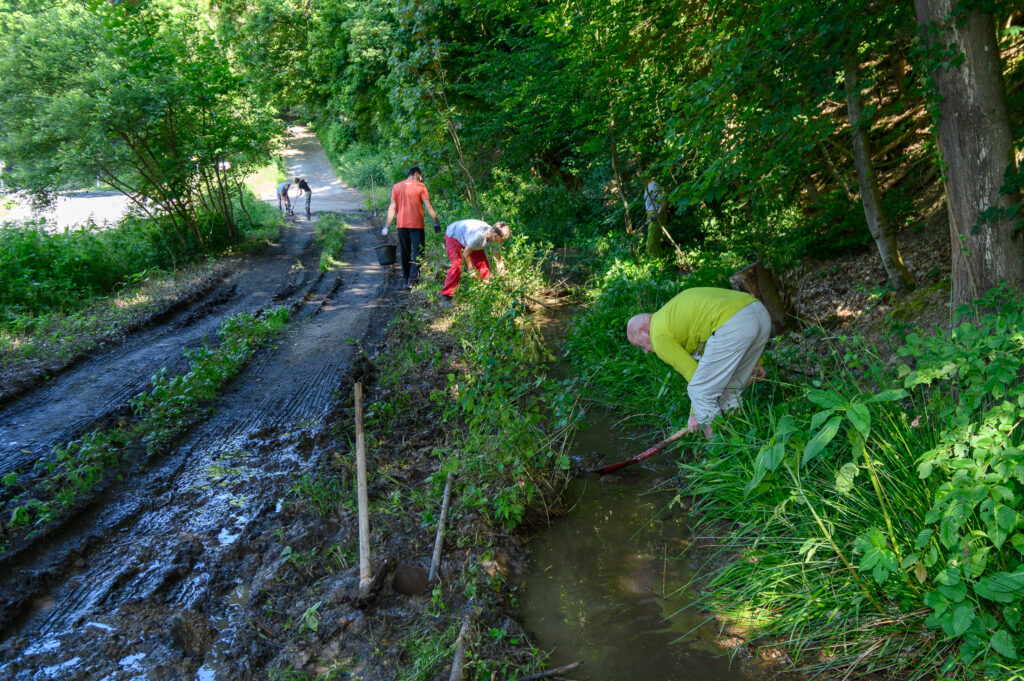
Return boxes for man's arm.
[652,339,699,382]
[383,198,397,233]
[423,198,438,223]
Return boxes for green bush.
[676,287,1024,679]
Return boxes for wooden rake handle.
[591,425,689,475]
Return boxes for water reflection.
[521,427,749,681]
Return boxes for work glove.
[381,226,389,237]
[433,219,441,234]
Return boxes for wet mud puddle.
[520,413,751,681]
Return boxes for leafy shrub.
[476,168,602,246]
[674,287,1024,679]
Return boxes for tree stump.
[729,261,791,336]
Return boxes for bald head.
[627,314,654,353]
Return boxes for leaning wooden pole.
[429,471,455,583]
[448,615,472,681]
[355,382,373,589]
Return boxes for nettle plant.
[897,291,1024,671]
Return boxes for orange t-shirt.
[392,179,430,229]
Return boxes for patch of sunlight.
[429,316,456,333]
[114,292,151,308]
[834,304,863,320]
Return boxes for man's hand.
[688,413,713,439]
[746,364,767,387]
[433,219,441,234]
[381,226,389,237]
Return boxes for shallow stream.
[519,345,751,680]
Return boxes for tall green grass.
[0,195,280,322]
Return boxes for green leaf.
[807,389,844,409]
[951,603,975,636]
[990,629,1018,659]
[868,388,908,403]
[835,462,859,494]
[846,403,871,440]
[810,408,836,431]
[802,416,842,466]
[974,569,1024,603]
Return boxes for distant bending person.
[382,166,439,290]
[294,177,312,218]
[627,287,770,438]
[440,219,510,307]
[276,180,294,215]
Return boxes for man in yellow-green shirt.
[626,287,770,438]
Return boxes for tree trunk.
[913,0,1024,307]
[730,261,791,337]
[818,141,856,201]
[892,50,908,97]
[843,51,915,296]
[609,118,635,235]
[644,179,665,258]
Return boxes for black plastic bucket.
[375,244,396,265]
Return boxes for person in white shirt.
[440,219,511,306]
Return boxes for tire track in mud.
[0,130,397,680]
[0,211,395,680]
[0,223,320,478]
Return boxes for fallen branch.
[518,661,582,681]
[524,294,553,310]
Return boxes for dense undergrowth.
[0,307,290,552]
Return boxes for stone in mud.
[481,549,511,578]
[168,611,215,658]
[391,563,429,596]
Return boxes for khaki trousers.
[687,301,771,424]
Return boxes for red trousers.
[442,236,490,296]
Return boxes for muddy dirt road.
[0,130,395,679]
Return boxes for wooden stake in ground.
[355,381,373,590]
[448,615,472,681]
[429,471,455,583]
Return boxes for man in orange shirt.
[382,166,439,289]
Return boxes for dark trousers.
[397,228,425,282]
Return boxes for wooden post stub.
[429,471,455,583]
[355,381,373,589]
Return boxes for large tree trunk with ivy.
[913,0,1024,307]
[843,52,915,296]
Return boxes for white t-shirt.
[445,219,491,251]
[644,180,662,214]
